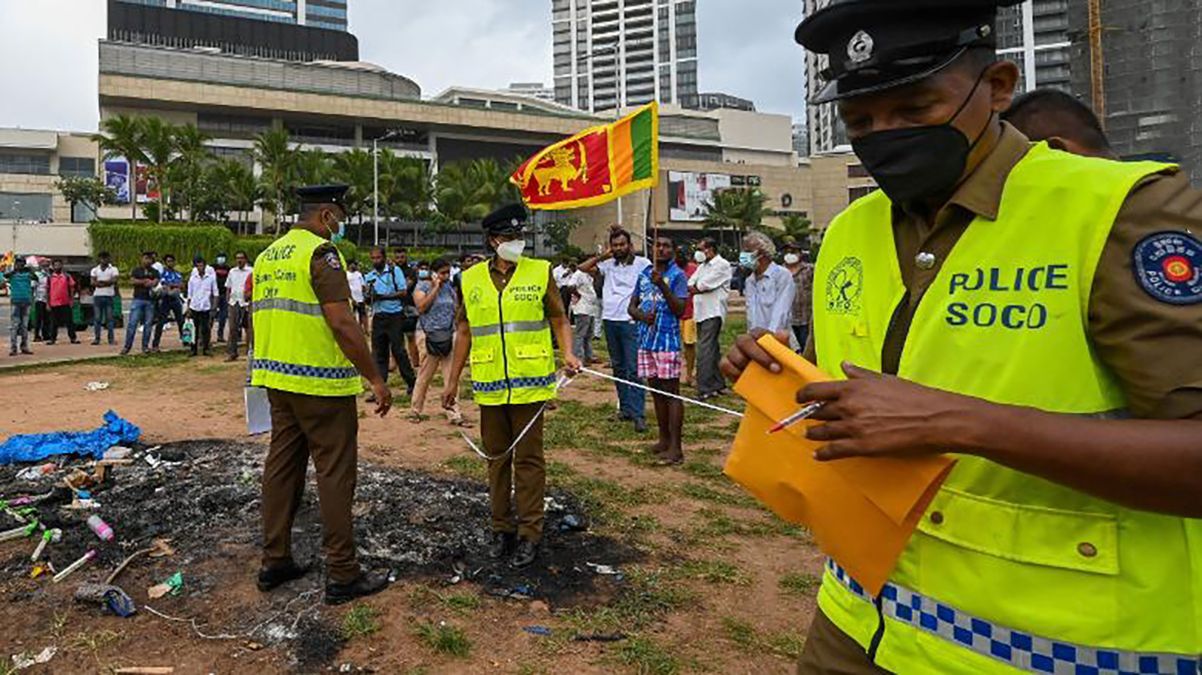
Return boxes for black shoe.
[488,532,516,560]
[119,348,130,355]
[257,561,310,592]
[511,539,539,569]
[91,340,100,346]
[633,418,648,433]
[324,570,390,606]
[8,350,15,357]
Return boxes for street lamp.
[373,129,402,246]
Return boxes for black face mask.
[851,70,993,204]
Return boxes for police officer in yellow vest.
[252,184,394,605]
[443,203,581,569]
[722,2,1202,673]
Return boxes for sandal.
[407,412,427,424]
[652,454,685,467]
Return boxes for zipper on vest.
[497,287,511,405]
[866,595,887,663]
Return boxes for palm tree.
[330,148,374,226]
[251,128,296,234]
[139,117,178,223]
[379,152,433,220]
[92,115,146,220]
[170,123,213,222]
[210,158,261,233]
[703,187,767,248]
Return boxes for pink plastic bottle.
[86,515,114,542]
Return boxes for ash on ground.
[0,439,642,667]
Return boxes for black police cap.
[482,203,529,237]
[295,184,349,211]
[796,0,1024,104]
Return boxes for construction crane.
[1088,0,1106,125]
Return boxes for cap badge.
[847,30,874,64]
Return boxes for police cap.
[796,0,1023,104]
[482,203,529,237]
[296,184,349,212]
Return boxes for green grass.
[616,636,681,675]
[679,482,760,509]
[673,559,752,586]
[440,590,481,613]
[341,604,381,640]
[565,566,697,635]
[691,507,810,541]
[441,454,486,481]
[681,459,725,480]
[721,617,807,659]
[778,572,822,597]
[414,621,472,658]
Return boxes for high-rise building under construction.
[1068,0,1200,180]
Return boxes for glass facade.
[113,0,348,31]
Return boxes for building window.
[0,193,53,221]
[846,164,869,178]
[59,157,96,178]
[848,186,878,203]
[0,153,51,176]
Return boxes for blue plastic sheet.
[0,411,141,465]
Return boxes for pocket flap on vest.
[470,347,496,364]
[917,488,1119,576]
[515,344,549,359]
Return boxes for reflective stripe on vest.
[812,144,1197,671]
[250,229,361,397]
[826,560,1200,675]
[461,257,557,406]
[470,320,550,338]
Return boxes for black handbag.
[425,330,453,357]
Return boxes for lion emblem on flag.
[529,141,588,196]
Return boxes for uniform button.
[1077,542,1098,558]
[915,252,937,270]
[929,511,944,525]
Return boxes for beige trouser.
[410,332,463,423]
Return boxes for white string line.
[578,367,744,418]
[460,368,745,461]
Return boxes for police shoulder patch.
[1132,231,1202,305]
[322,251,342,271]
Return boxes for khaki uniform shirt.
[807,122,1202,420]
[801,123,1202,672]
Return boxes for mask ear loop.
[948,65,997,153]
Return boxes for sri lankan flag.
[511,102,659,210]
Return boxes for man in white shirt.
[562,257,599,365]
[346,260,368,335]
[224,251,254,361]
[688,237,733,399]
[578,227,653,433]
[90,252,119,346]
[186,255,218,357]
[740,231,795,336]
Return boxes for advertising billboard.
[104,159,130,205]
[667,171,731,222]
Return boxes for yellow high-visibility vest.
[250,228,361,396]
[461,256,557,406]
[812,144,1199,673]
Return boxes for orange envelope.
[723,335,955,596]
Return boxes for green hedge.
[88,223,364,271]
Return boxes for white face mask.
[693,250,707,264]
[496,239,526,262]
[784,253,801,265]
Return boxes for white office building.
[552,0,699,113]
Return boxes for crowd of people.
[2,250,255,359]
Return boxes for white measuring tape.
[459,368,744,461]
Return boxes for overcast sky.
[0,0,806,133]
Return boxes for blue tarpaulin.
[0,411,141,466]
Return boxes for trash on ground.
[522,625,552,637]
[15,463,56,481]
[30,527,61,561]
[585,562,621,576]
[557,513,587,532]
[148,571,184,599]
[11,646,56,671]
[84,381,111,392]
[52,549,96,583]
[0,411,140,466]
[87,514,114,541]
[75,582,138,617]
[103,446,132,460]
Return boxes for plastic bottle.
[86,515,114,542]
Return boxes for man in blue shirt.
[152,254,186,352]
[364,246,416,399]
[6,257,36,356]
[628,236,689,465]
